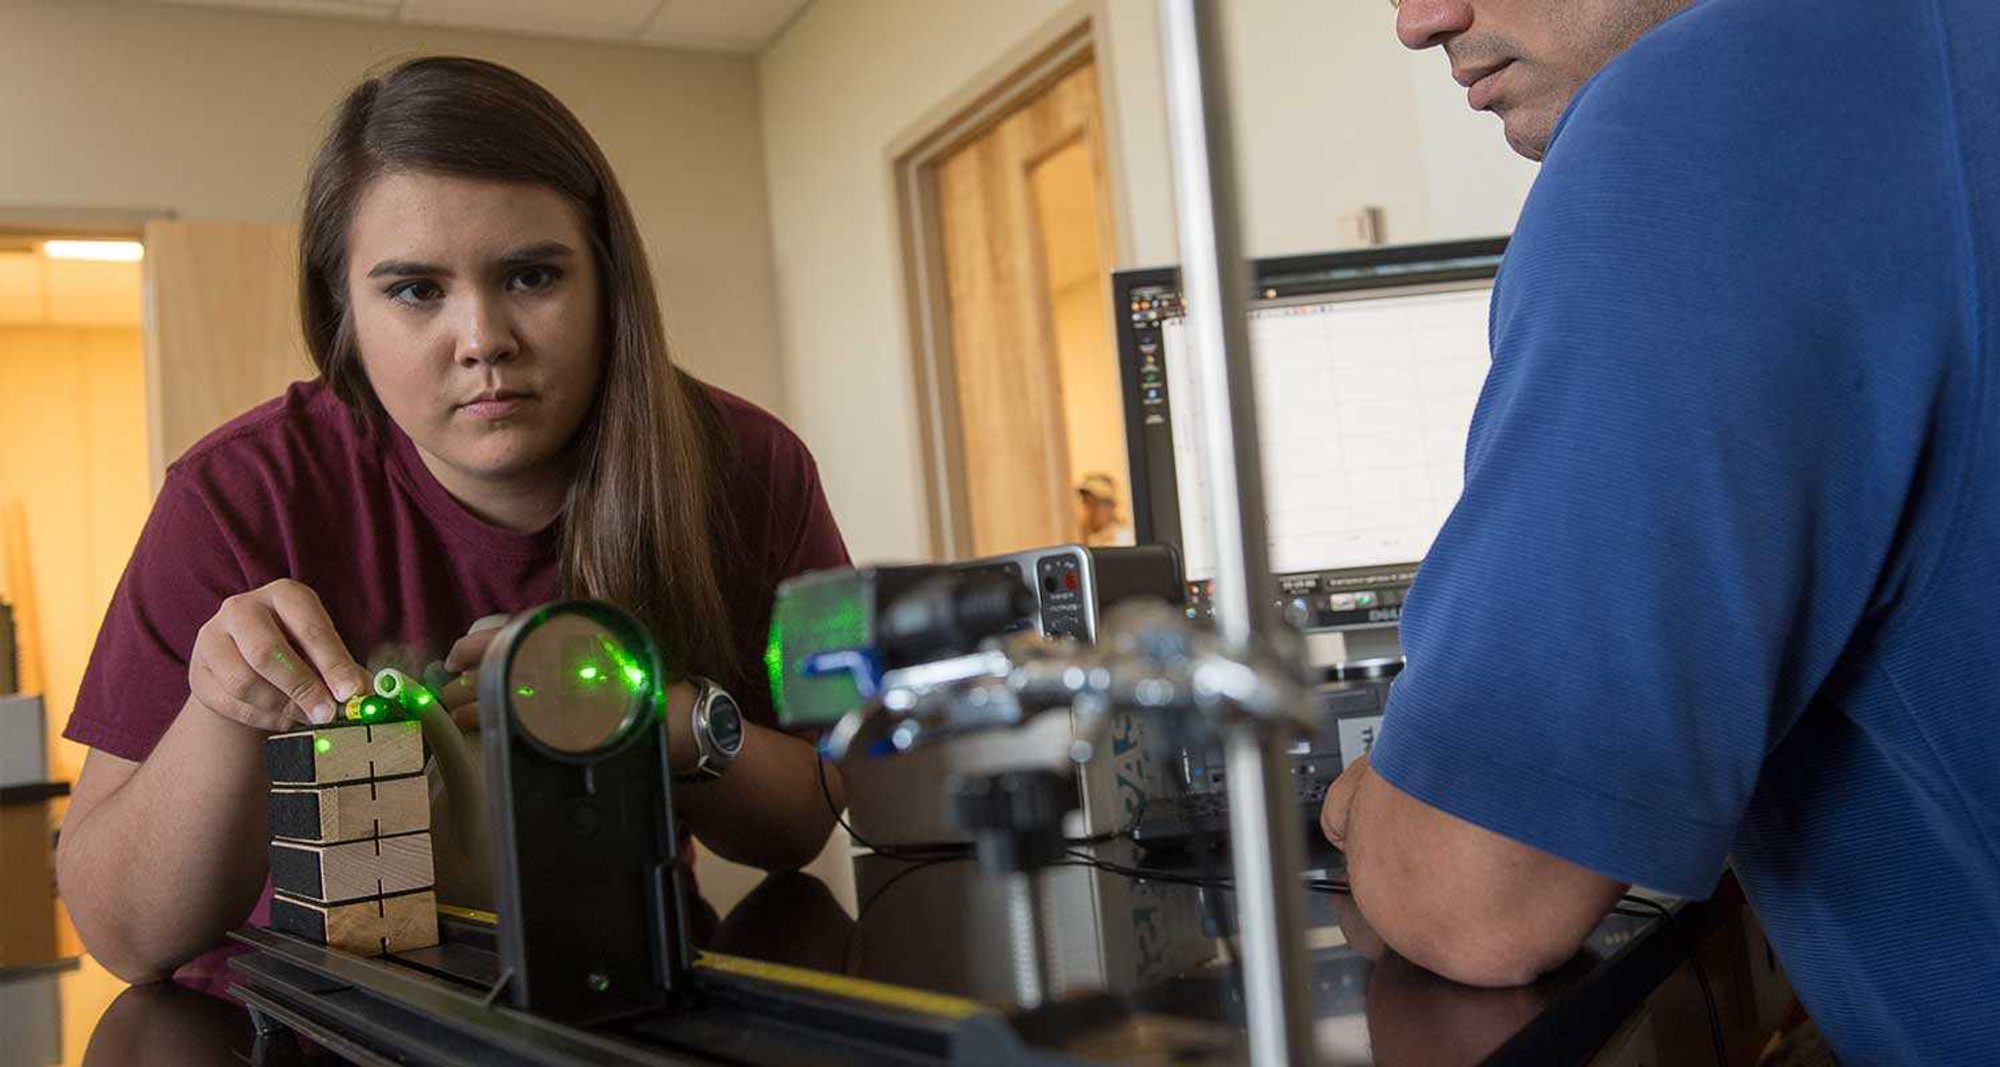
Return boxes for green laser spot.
[314,737,331,754]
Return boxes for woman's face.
[344,171,603,503]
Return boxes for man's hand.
[1319,753,1371,852]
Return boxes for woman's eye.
[508,266,562,293]
[386,280,442,308]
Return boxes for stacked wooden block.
[263,718,439,957]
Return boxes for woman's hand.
[437,621,694,769]
[439,625,503,731]
[188,578,372,730]
[425,616,512,911]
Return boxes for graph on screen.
[1160,285,1491,582]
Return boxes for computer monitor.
[1115,237,1506,639]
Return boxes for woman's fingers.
[188,579,366,730]
[228,603,340,724]
[438,672,481,731]
[190,658,296,733]
[263,581,372,703]
[444,626,502,674]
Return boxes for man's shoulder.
[1613,0,1917,75]
[1558,0,1935,154]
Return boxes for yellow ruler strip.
[695,951,987,1021]
[435,903,498,925]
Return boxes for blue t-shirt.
[1367,0,2000,1060]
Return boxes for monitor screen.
[1116,238,1506,632]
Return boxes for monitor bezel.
[1114,236,1508,612]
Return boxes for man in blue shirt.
[1318,0,2000,1060]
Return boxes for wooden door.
[142,220,311,485]
[934,61,1117,557]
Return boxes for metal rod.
[1158,1,1316,1063]
[1221,723,1314,1063]
[1004,871,1047,1008]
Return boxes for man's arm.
[1321,755,1626,988]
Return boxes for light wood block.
[265,720,422,786]
[269,774,429,844]
[270,890,438,957]
[269,831,433,905]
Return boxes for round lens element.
[507,614,648,756]
[707,693,745,756]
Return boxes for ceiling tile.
[397,0,662,43]
[638,0,808,53]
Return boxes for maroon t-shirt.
[65,378,848,988]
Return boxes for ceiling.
[142,0,813,54]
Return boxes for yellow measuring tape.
[429,906,986,1022]
[695,951,988,1021]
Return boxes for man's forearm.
[675,722,839,871]
[57,698,274,982]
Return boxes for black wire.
[1164,716,1244,969]
[815,751,970,862]
[843,854,971,973]
[818,750,1721,1066]
[1618,893,1728,1067]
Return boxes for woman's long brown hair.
[298,55,733,679]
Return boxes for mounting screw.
[587,972,611,993]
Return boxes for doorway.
[899,35,1131,560]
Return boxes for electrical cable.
[1615,893,1729,1067]
[843,853,971,974]
[812,727,1721,1063]
[815,751,970,862]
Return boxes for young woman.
[55,56,848,988]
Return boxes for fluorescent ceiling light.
[42,240,144,263]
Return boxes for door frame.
[890,5,1130,560]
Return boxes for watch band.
[679,677,741,782]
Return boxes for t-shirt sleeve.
[720,415,850,733]
[1367,32,1962,898]
[65,469,250,762]
[773,450,850,582]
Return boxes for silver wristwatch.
[679,677,744,782]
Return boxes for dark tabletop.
[14,836,1730,1066]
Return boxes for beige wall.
[0,325,150,789]
[0,0,787,411]
[758,0,1533,562]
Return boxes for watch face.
[706,692,745,756]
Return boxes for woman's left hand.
[439,627,501,731]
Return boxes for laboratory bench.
[3,837,1791,1066]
